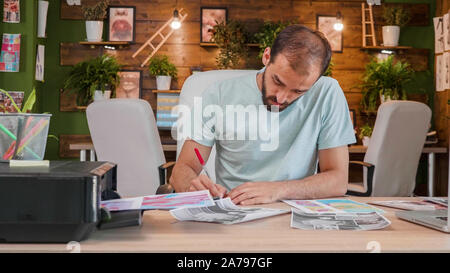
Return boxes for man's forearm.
[169,162,199,192]
[279,170,348,200]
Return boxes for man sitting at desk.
[170,25,356,205]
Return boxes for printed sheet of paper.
[435,17,444,54]
[444,52,450,90]
[444,13,450,52]
[170,198,289,225]
[369,200,438,211]
[0,91,23,112]
[422,197,448,207]
[436,54,444,92]
[283,199,385,214]
[35,45,44,81]
[290,209,391,231]
[101,190,215,211]
[3,0,20,23]
[0,33,20,72]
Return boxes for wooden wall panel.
[61,0,429,27]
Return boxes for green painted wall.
[41,0,86,160]
[0,0,38,109]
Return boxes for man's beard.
[261,71,289,112]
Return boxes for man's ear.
[262,47,271,66]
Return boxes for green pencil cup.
[0,113,51,161]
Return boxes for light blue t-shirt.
[191,69,356,190]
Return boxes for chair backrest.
[364,100,431,196]
[176,69,257,182]
[86,99,165,197]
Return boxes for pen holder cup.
[0,113,52,161]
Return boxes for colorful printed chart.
[101,190,215,212]
[0,33,21,72]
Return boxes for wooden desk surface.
[1,197,449,253]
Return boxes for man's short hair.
[269,24,332,76]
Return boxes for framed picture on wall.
[108,6,136,43]
[115,70,142,99]
[200,7,227,43]
[316,15,343,52]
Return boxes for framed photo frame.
[316,15,343,53]
[200,7,227,43]
[107,6,136,43]
[115,70,142,99]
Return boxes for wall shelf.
[361,46,413,53]
[152,89,181,93]
[200,43,260,47]
[79,41,131,49]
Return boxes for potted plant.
[63,54,121,107]
[0,88,56,160]
[211,20,249,69]
[148,55,178,90]
[382,6,410,47]
[360,55,413,113]
[82,0,109,42]
[359,124,373,147]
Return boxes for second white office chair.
[346,100,432,197]
[87,99,172,197]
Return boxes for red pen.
[194,148,212,178]
[194,148,227,199]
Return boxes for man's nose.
[276,90,289,104]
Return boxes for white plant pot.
[382,25,400,47]
[86,21,103,42]
[380,94,392,104]
[156,76,172,90]
[362,136,370,147]
[93,90,111,101]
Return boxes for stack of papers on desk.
[283,199,390,231]
[170,198,289,225]
[101,190,215,211]
[283,199,385,214]
[290,209,391,231]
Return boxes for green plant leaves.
[82,0,109,21]
[21,87,36,113]
[212,20,249,69]
[382,6,410,27]
[63,54,121,106]
[360,55,414,112]
[148,55,178,78]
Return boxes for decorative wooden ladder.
[132,8,188,67]
[361,3,377,47]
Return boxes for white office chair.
[347,100,432,197]
[87,99,172,197]
[171,69,258,181]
